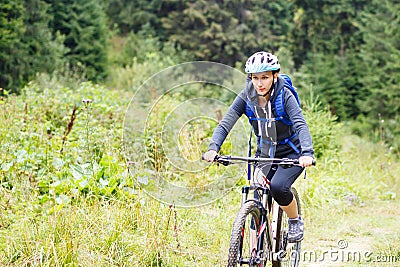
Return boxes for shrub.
[302,89,342,160]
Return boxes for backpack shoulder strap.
[244,97,267,123]
[279,73,300,106]
[245,97,256,122]
[274,88,292,125]
[273,74,300,126]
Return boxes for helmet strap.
[258,75,276,98]
[259,89,271,98]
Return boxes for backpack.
[245,73,300,126]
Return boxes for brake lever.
[214,155,231,166]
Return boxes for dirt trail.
[301,200,400,267]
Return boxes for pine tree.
[161,0,294,65]
[290,0,369,68]
[357,0,400,120]
[104,0,165,35]
[48,0,109,81]
[22,0,67,81]
[0,0,27,91]
[290,0,373,120]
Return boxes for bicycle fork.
[240,186,274,265]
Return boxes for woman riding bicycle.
[203,51,314,242]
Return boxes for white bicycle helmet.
[245,51,280,73]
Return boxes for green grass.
[1,78,399,266]
[0,189,240,266]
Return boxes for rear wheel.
[227,200,267,267]
[273,187,302,267]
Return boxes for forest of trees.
[1,0,399,151]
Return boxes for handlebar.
[202,155,316,167]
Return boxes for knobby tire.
[227,200,265,267]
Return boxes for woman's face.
[251,71,276,96]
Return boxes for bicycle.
[210,155,315,267]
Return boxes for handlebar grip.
[288,158,316,166]
[201,153,219,162]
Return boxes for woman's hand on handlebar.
[299,156,314,167]
[203,150,218,162]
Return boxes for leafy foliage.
[2,0,400,152]
[0,79,131,208]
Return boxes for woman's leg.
[280,197,299,219]
[269,165,305,242]
[269,165,303,209]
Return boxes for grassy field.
[0,79,399,266]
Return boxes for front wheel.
[227,200,266,267]
[273,187,302,267]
